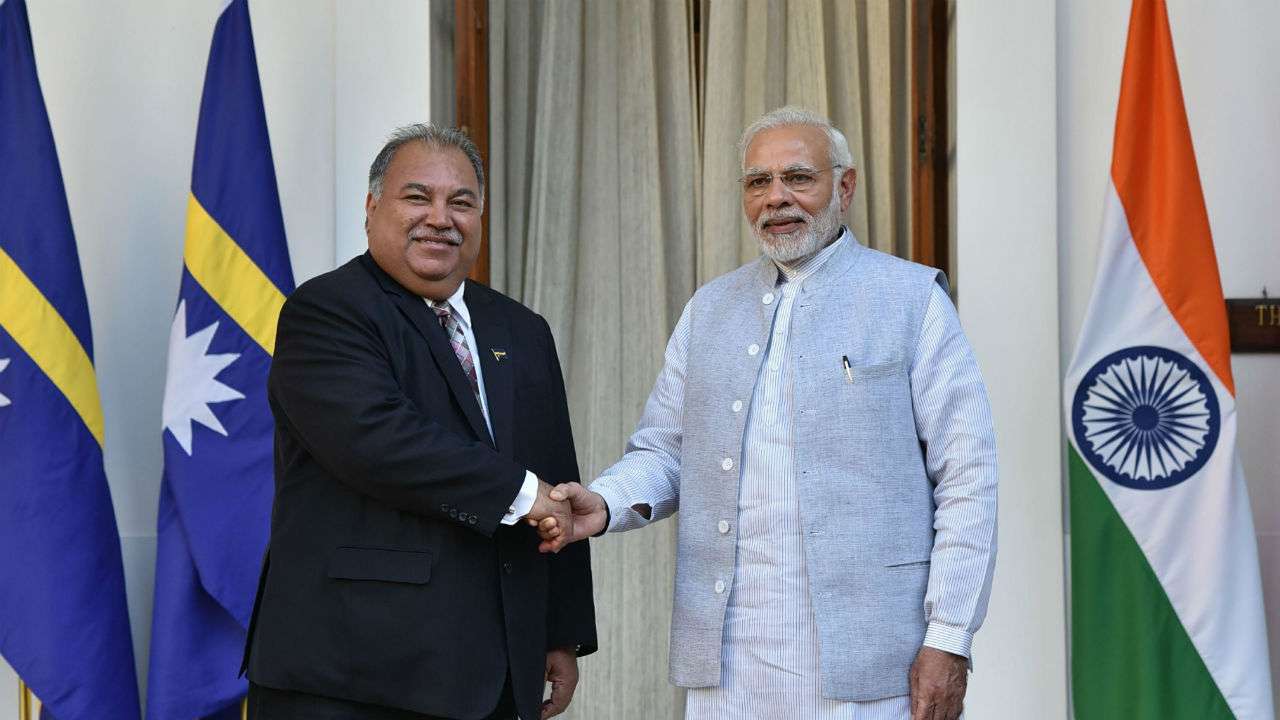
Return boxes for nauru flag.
[1064,2,1274,718]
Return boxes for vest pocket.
[885,558,931,569]
[848,360,905,381]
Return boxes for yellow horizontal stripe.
[0,245,105,447]
[183,194,286,356]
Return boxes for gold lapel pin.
[492,349,508,362]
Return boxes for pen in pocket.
[842,355,853,383]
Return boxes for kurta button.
[721,458,733,471]
[503,562,513,574]
[762,292,775,305]
[747,343,760,356]
[714,580,726,594]
[731,400,743,413]
[468,515,478,525]
[718,520,730,534]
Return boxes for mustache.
[409,228,463,246]
[755,208,812,231]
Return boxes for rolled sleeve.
[922,622,974,661]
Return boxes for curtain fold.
[490,2,696,717]
[699,0,910,283]
[488,2,906,717]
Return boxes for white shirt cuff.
[922,622,974,662]
[500,472,539,525]
[591,482,642,532]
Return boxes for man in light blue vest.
[538,107,997,720]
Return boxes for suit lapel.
[386,285,491,444]
[466,285,515,458]
[360,252,494,443]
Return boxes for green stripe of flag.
[1069,447,1233,719]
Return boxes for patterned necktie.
[428,301,482,407]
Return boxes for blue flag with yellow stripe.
[0,0,142,718]
[146,1,293,717]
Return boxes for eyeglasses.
[739,165,841,196]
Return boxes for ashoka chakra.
[1071,346,1220,490]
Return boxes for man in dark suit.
[242,124,596,720]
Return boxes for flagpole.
[17,679,31,720]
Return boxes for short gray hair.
[368,123,485,205]
[738,106,854,173]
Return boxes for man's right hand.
[525,481,574,553]
[529,482,607,552]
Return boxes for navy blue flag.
[0,0,142,718]
[146,1,294,717]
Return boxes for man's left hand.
[542,647,579,719]
[909,646,967,720]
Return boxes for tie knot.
[427,300,452,319]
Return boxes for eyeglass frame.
[738,164,844,196]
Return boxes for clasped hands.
[524,482,606,553]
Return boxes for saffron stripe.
[1110,0,1234,396]
[182,193,286,356]
[0,245,104,446]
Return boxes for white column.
[955,1,1068,718]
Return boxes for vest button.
[762,292,775,305]
[732,400,743,413]
[714,580,726,594]
[747,343,760,356]
[718,520,730,534]
[721,458,733,471]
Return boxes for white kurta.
[685,240,911,719]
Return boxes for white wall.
[1058,0,1280,705]
[3,1,430,716]
[955,2,1069,719]
[334,0,433,264]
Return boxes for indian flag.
[1064,1,1275,718]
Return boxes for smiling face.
[365,141,482,300]
[742,124,856,264]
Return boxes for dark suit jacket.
[242,253,597,720]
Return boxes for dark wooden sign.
[1228,298,1280,353]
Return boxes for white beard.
[752,189,844,264]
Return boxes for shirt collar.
[424,281,472,329]
[775,226,849,285]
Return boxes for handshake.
[524,481,607,553]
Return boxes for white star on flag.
[0,358,10,407]
[163,300,244,455]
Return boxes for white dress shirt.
[427,282,538,525]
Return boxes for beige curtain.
[489,1,908,717]
[489,2,697,718]
[699,0,911,283]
